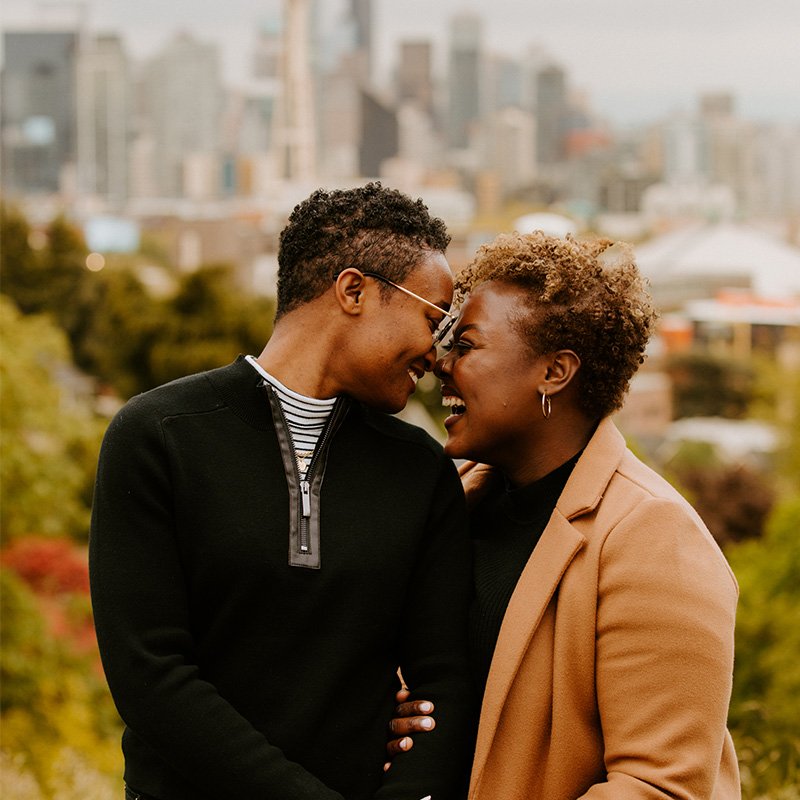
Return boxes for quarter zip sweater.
[90,357,474,800]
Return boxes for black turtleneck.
[468,454,580,695]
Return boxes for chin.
[443,436,469,460]
[371,395,407,414]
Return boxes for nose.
[422,343,437,373]
[433,350,451,379]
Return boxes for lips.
[407,366,425,391]
[441,387,466,428]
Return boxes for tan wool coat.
[463,418,741,800]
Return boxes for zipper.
[263,383,349,563]
[299,480,311,552]
[297,398,346,554]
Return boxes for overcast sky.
[2,0,799,126]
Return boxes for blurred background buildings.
[2,0,800,460]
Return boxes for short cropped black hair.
[275,182,450,319]
[455,232,657,420]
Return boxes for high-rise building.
[1,30,79,195]
[483,106,536,194]
[485,54,523,114]
[447,12,482,150]
[535,63,567,166]
[396,40,435,119]
[76,34,131,208]
[359,89,398,177]
[276,0,317,180]
[139,32,223,198]
[349,0,372,84]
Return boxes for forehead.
[404,251,454,303]
[459,280,531,326]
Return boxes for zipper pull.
[300,480,311,518]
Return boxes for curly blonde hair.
[454,231,657,419]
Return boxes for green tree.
[728,498,800,797]
[0,203,42,312]
[665,352,755,419]
[0,297,104,541]
[65,266,166,398]
[147,265,274,389]
[0,568,122,797]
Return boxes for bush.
[728,498,800,797]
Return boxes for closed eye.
[441,339,472,353]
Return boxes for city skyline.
[2,0,799,127]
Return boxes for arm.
[89,403,344,800]
[583,497,738,798]
[375,455,476,800]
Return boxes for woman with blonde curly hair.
[389,231,740,799]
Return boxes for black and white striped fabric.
[245,355,336,478]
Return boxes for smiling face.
[344,250,455,413]
[435,281,551,468]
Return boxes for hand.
[458,461,500,510]
[383,688,436,771]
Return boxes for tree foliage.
[0,298,104,542]
[673,461,775,546]
[665,351,755,420]
[727,497,800,797]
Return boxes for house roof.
[634,223,800,298]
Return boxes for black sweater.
[469,456,579,694]
[89,357,474,800]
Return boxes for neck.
[255,312,342,399]
[502,411,597,488]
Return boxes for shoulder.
[357,404,446,458]
[599,448,738,593]
[104,362,239,440]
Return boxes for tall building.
[76,34,131,208]
[447,12,482,150]
[139,32,223,198]
[359,89,398,177]
[485,54,523,114]
[349,0,372,84]
[316,0,381,179]
[276,0,317,180]
[1,30,79,195]
[535,62,567,166]
[396,40,435,119]
[483,106,536,195]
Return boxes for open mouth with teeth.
[442,395,466,415]
[407,370,420,386]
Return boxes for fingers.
[394,688,411,704]
[396,699,434,717]
[388,714,435,737]
[386,735,415,757]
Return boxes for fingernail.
[419,702,432,713]
[400,737,411,749]
[420,718,434,729]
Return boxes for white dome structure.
[513,212,577,238]
[635,223,800,306]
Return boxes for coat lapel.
[470,513,585,782]
[468,418,629,785]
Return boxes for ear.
[538,350,581,396]
[334,268,367,316]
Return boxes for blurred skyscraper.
[535,62,567,167]
[138,32,223,199]
[1,30,79,195]
[76,34,131,209]
[396,40,435,120]
[447,12,482,150]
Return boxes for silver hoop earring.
[541,392,551,419]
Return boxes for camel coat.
[462,418,740,800]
